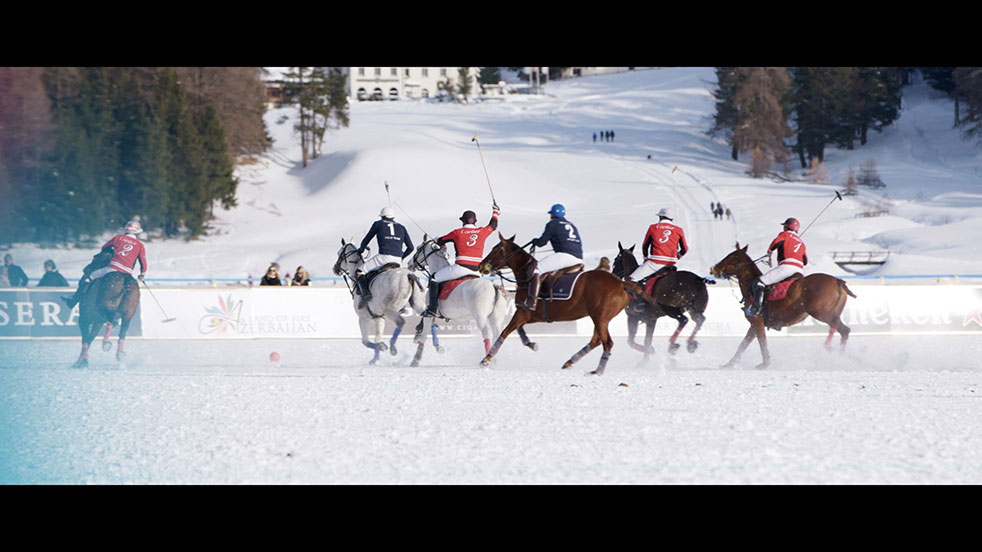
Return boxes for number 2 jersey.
[532,217,583,259]
[102,233,148,276]
[437,208,499,268]
[642,221,688,265]
[768,230,807,268]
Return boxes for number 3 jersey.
[768,230,807,268]
[642,221,688,265]
[102,233,148,276]
[438,211,499,268]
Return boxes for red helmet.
[781,218,800,232]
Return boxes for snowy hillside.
[8,67,982,283]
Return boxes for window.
[440,68,447,77]
[422,68,428,77]
[405,68,410,77]
[391,68,397,76]
[421,88,429,98]
[358,67,365,76]
[389,87,399,99]
[374,67,381,76]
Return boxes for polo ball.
[269,352,280,362]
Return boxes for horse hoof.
[687,341,698,353]
[561,361,572,370]
[72,360,87,369]
[102,341,113,352]
[389,345,398,356]
[410,360,419,367]
[479,359,490,367]
[669,343,681,354]
[377,343,388,353]
[528,342,539,352]
[436,346,445,354]
[116,350,126,362]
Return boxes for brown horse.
[612,242,712,362]
[709,243,856,369]
[73,271,141,368]
[477,234,655,375]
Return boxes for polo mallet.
[672,165,679,223]
[140,279,176,323]
[385,180,392,208]
[471,135,497,204]
[800,190,844,237]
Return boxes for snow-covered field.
[2,67,982,484]
[2,336,981,484]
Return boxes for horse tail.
[838,279,857,298]
[407,273,425,313]
[621,280,659,306]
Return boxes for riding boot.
[520,273,542,310]
[421,280,440,318]
[62,277,91,309]
[745,279,766,317]
[356,273,372,309]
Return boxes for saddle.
[765,273,803,302]
[539,264,584,301]
[640,265,677,297]
[364,262,402,287]
[438,274,479,301]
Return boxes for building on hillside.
[344,67,481,101]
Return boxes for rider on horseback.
[746,217,808,317]
[521,204,583,311]
[63,220,147,309]
[626,207,688,283]
[355,207,415,309]
[421,202,500,317]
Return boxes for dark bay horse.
[710,243,856,369]
[612,242,712,362]
[73,271,141,368]
[478,234,656,375]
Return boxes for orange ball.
[269,352,280,362]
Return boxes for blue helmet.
[548,204,566,218]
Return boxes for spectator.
[0,265,10,287]
[290,266,311,286]
[725,207,732,220]
[3,254,29,286]
[592,132,597,143]
[715,204,724,220]
[37,259,70,287]
[260,264,282,286]
[610,130,615,142]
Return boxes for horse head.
[612,242,638,279]
[479,233,531,276]
[333,239,364,276]
[710,242,752,280]
[411,235,450,273]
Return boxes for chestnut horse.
[612,242,712,362]
[73,271,141,368]
[710,243,856,369]
[478,234,655,375]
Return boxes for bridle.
[411,239,447,278]
[482,241,536,284]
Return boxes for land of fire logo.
[198,294,244,334]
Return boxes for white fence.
[4,283,981,340]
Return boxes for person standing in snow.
[626,207,688,282]
[355,207,414,308]
[63,220,147,308]
[37,259,70,287]
[745,217,808,317]
[260,264,283,286]
[421,202,500,317]
[3,254,29,286]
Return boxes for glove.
[492,202,500,212]
[138,274,145,280]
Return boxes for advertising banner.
[4,284,982,340]
[0,289,142,338]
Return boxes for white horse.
[410,237,537,366]
[333,239,425,365]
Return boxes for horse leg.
[642,318,656,362]
[389,315,404,356]
[588,322,616,376]
[723,325,757,369]
[74,320,99,368]
[517,326,537,351]
[753,322,771,369]
[662,306,687,354]
[686,310,706,353]
[626,314,644,352]
[116,315,133,362]
[411,319,426,367]
[360,316,383,365]
[101,322,114,352]
[481,311,530,367]
[564,322,604,370]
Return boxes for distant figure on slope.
[356,207,414,308]
[422,203,500,317]
[63,220,147,308]
[746,217,808,317]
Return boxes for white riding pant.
[629,260,673,281]
[534,252,582,275]
[360,254,401,274]
[433,264,478,283]
[759,263,800,285]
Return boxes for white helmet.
[379,207,394,219]
[124,220,143,234]
[657,207,675,220]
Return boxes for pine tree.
[848,68,903,147]
[707,67,743,160]
[156,68,207,236]
[456,67,473,98]
[729,67,793,167]
[953,67,982,143]
[478,67,501,86]
[788,67,853,167]
[196,104,238,212]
